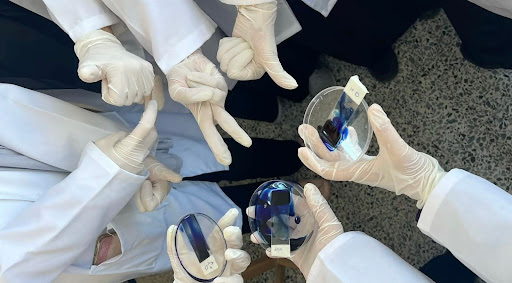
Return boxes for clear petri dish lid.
[248,180,315,257]
[303,86,373,168]
[174,213,227,282]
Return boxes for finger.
[169,85,214,104]
[246,206,255,219]
[135,180,152,213]
[130,100,157,140]
[187,72,227,92]
[101,79,124,107]
[217,37,246,69]
[140,128,158,154]
[145,157,183,183]
[223,226,243,249]
[298,124,342,162]
[250,233,266,245]
[304,183,341,230]
[212,106,252,148]
[151,75,165,110]
[78,64,103,83]
[259,45,298,89]
[192,103,232,165]
[225,249,251,274]
[213,274,244,283]
[186,74,227,106]
[95,131,127,149]
[226,49,265,81]
[217,208,239,230]
[298,147,342,181]
[219,40,251,73]
[368,104,408,156]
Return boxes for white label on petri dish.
[200,255,219,276]
[271,244,291,258]
[344,75,368,105]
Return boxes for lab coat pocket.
[89,199,168,275]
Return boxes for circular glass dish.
[174,213,227,282]
[248,180,315,254]
[303,86,372,167]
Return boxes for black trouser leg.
[442,0,512,69]
[420,251,477,283]
[220,182,261,234]
[0,1,100,91]
[187,138,302,182]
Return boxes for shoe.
[308,67,336,96]
[368,48,399,82]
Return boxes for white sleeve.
[418,169,512,283]
[307,231,433,283]
[468,0,512,19]
[101,0,217,73]
[41,0,119,41]
[0,143,147,283]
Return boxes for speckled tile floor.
[138,9,512,283]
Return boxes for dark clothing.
[420,251,478,283]
[442,0,512,69]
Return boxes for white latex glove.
[95,100,158,174]
[298,104,447,208]
[167,50,252,166]
[248,183,343,278]
[74,29,155,106]
[217,1,297,89]
[167,209,251,283]
[135,155,183,212]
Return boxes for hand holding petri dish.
[172,213,227,282]
[248,180,315,257]
[302,75,373,167]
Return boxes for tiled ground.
[139,9,512,283]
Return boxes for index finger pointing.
[131,100,157,139]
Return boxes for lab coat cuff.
[417,169,469,235]
[158,23,217,74]
[66,12,120,42]
[308,231,364,281]
[82,142,149,178]
[219,0,276,5]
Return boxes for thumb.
[367,104,408,156]
[166,225,180,266]
[304,183,341,230]
[258,42,297,89]
[78,64,103,83]
[144,156,182,183]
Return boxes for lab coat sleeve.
[0,143,147,283]
[11,0,120,41]
[307,231,433,282]
[101,0,217,73]
[468,0,512,19]
[418,169,512,283]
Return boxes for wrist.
[416,164,447,209]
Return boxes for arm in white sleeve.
[418,169,512,283]
[101,0,216,73]
[307,232,433,283]
[0,143,147,283]
[42,0,119,41]
[468,0,512,19]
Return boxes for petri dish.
[248,180,315,257]
[173,213,227,282]
[303,86,373,167]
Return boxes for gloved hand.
[135,155,182,212]
[95,100,158,174]
[167,209,251,283]
[74,29,155,106]
[217,1,297,89]
[298,104,447,208]
[248,183,344,278]
[167,49,252,166]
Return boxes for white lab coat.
[468,0,512,19]
[0,84,241,282]
[308,169,512,283]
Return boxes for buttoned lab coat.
[308,169,512,283]
[0,84,241,283]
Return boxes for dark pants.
[442,0,512,69]
[420,251,477,283]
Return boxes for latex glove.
[167,209,251,283]
[135,155,182,212]
[95,100,158,174]
[248,183,343,278]
[298,104,447,208]
[74,29,155,106]
[217,1,297,89]
[167,50,252,166]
